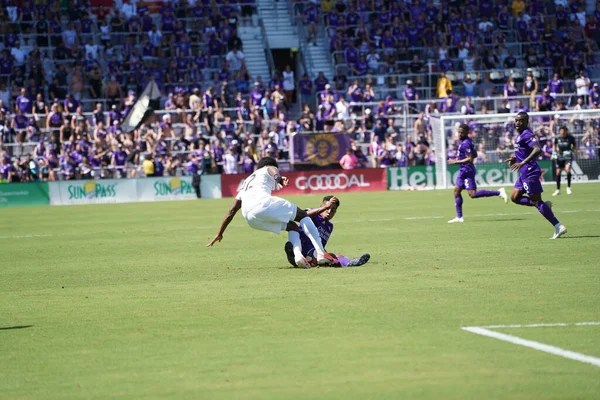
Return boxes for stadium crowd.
[0,0,600,183]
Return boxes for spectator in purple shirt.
[314,72,329,93]
[15,88,32,114]
[440,90,459,113]
[547,73,565,98]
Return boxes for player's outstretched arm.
[206,198,242,247]
[305,196,339,217]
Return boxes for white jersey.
[235,167,297,234]
[236,167,278,214]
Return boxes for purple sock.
[455,195,463,218]
[337,255,350,267]
[473,190,500,198]
[536,201,560,226]
[516,197,534,206]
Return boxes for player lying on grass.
[506,112,567,239]
[206,156,338,268]
[448,123,508,224]
[283,196,370,268]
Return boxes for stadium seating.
[0,0,599,183]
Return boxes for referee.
[552,127,576,196]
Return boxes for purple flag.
[290,133,351,166]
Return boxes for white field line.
[353,208,600,223]
[462,326,600,368]
[478,322,600,329]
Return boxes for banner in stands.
[388,162,554,190]
[49,179,137,205]
[221,168,387,197]
[290,133,351,166]
[0,182,49,207]
[136,175,222,201]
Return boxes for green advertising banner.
[0,182,50,207]
[447,161,553,187]
[387,161,553,190]
[387,165,437,190]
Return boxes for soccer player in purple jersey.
[284,196,370,268]
[448,124,508,223]
[506,112,567,239]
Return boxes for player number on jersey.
[242,174,256,191]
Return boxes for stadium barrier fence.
[47,175,222,206]
[0,182,50,207]
[387,162,554,191]
[220,168,387,197]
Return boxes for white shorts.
[243,196,297,234]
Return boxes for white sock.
[299,217,326,257]
[287,231,303,260]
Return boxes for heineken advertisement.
[388,161,554,190]
[0,182,49,207]
[388,165,437,190]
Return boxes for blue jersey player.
[506,112,567,239]
[448,124,508,223]
[284,196,370,268]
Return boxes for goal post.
[431,109,600,190]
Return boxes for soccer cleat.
[447,217,464,224]
[284,242,296,267]
[567,187,572,195]
[552,189,560,196]
[347,254,371,267]
[499,187,508,203]
[295,256,312,269]
[550,224,567,239]
[317,252,339,266]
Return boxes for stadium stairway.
[257,0,300,49]
[303,32,336,81]
[239,26,272,83]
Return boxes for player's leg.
[285,222,311,268]
[448,184,464,223]
[565,162,572,194]
[511,177,535,206]
[527,182,567,239]
[553,164,563,196]
[293,208,338,265]
[345,253,371,267]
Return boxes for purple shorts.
[514,173,543,195]
[456,173,477,191]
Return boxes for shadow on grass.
[0,325,33,331]
[471,218,526,222]
[562,235,600,239]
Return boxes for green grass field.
[1,183,599,399]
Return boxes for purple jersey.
[547,79,563,94]
[514,128,541,176]
[456,137,476,175]
[299,214,333,255]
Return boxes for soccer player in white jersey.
[206,157,338,268]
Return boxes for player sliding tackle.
[448,123,508,223]
[206,156,339,268]
[505,112,567,239]
[283,196,370,268]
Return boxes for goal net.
[431,110,600,189]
